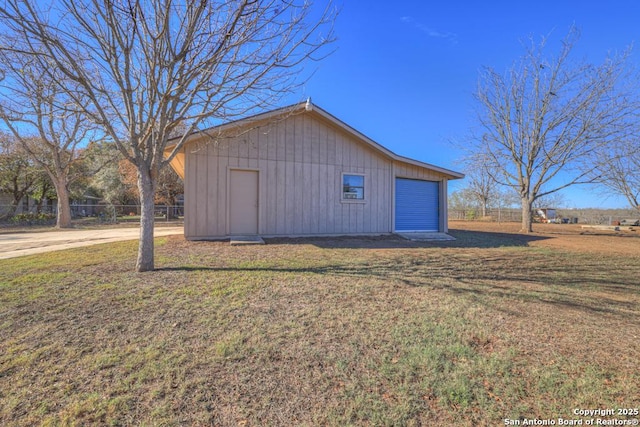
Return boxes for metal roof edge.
[168,100,464,180]
[166,101,308,151]
[393,155,465,180]
[307,104,464,180]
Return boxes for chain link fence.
[1,203,183,225]
[448,208,523,222]
[449,207,639,225]
[3,203,637,227]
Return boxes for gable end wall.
[183,113,398,238]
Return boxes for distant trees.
[87,144,138,207]
[449,188,485,218]
[154,167,183,219]
[29,170,57,214]
[90,152,184,214]
[592,142,640,212]
[0,138,118,221]
[0,46,104,228]
[449,185,519,220]
[0,134,184,220]
[458,154,499,218]
[471,28,637,231]
[0,0,335,271]
[114,160,142,208]
[0,133,37,218]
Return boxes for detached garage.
[167,101,463,239]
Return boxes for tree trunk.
[53,178,72,228]
[11,194,21,214]
[521,198,533,232]
[136,168,156,272]
[166,203,175,220]
[11,177,28,214]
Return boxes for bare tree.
[0,52,102,228]
[0,0,335,271]
[472,28,637,232]
[592,143,640,212]
[460,154,498,217]
[532,191,566,209]
[0,133,37,218]
[155,167,183,220]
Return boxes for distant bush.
[11,212,56,226]
[465,210,478,220]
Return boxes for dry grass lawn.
[1,221,638,426]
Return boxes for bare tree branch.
[471,27,637,231]
[0,0,336,270]
[591,140,640,211]
[0,47,105,228]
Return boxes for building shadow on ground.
[262,228,552,250]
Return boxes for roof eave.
[166,100,464,180]
[308,104,464,180]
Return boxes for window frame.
[341,172,366,203]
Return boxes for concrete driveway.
[0,226,184,260]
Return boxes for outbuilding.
[167,101,463,240]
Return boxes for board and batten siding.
[184,113,394,238]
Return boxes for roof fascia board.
[167,102,308,150]
[393,156,464,179]
[307,105,397,160]
[308,104,464,179]
[169,101,464,180]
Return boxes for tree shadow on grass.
[156,252,639,318]
[157,227,639,318]
[263,229,551,249]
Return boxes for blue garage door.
[395,178,440,232]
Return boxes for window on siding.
[342,174,364,200]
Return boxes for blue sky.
[290,1,640,209]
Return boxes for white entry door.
[229,169,259,235]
